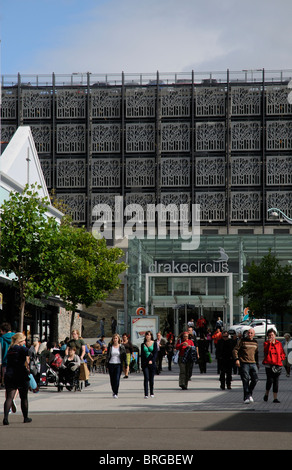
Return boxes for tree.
[55,218,127,329]
[0,184,127,332]
[237,251,292,331]
[0,184,61,331]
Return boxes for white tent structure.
[0,126,61,220]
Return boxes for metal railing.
[2,69,292,88]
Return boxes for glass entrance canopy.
[127,234,292,331]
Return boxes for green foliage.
[55,219,127,313]
[237,250,292,317]
[0,184,127,331]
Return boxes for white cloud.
[14,0,292,74]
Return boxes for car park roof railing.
[2,69,292,88]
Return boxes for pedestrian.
[99,317,105,338]
[165,336,175,371]
[0,323,14,387]
[121,333,134,378]
[282,333,292,377]
[215,317,223,331]
[3,333,32,425]
[66,330,90,387]
[155,331,166,374]
[263,329,286,403]
[176,331,195,390]
[212,328,222,373]
[233,328,259,404]
[216,331,234,389]
[197,334,209,374]
[59,345,81,391]
[111,316,117,335]
[106,333,127,398]
[196,315,207,337]
[141,331,158,398]
[206,328,213,353]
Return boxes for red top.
[262,340,286,366]
[176,339,194,357]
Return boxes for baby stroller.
[39,350,63,387]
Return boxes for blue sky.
[1,0,292,76]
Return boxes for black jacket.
[141,341,158,369]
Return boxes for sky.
[0,0,292,76]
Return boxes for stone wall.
[58,307,82,343]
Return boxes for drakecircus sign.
[149,260,229,273]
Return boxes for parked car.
[228,318,278,337]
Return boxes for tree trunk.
[19,296,26,333]
[70,310,75,332]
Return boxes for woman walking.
[141,331,158,398]
[263,328,286,403]
[3,333,32,425]
[121,333,134,378]
[106,334,127,398]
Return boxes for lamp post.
[267,207,292,225]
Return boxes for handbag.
[172,350,179,364]
[207,351,212,363]
[29,373,37,390]
[271,365,282,375]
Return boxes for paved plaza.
[0,338,292,450]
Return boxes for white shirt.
[109,346,121,364]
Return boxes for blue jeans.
[240,363,258,400]
[108,363,122,395]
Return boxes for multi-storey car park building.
[2,69,292,339]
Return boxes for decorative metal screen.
[91,124,120,153]
[196,157,225,186]
[161,157,190,186]
[231,121,261,151]
[266,191,292,219]
[1,89,17,119]
[91,193,117,222]
[22,90,51,119]
[56,193,86,222]
[1,125,17,142]
[30,124,51,153]
[231,192,261,220]
[266,121,292,150]
[196,122,225,151]
[56,89,86,119]
[126,158,155,187]
[91,88,121,118]
[126,123,155,153]
[161,88,191,117]
[40,159,52,188]
[266,155,292,185]
[195,192,225,221]
[156,192,190,222]
[161,123,190,152]
[195,87,225,116]
[57,124,86,153]
[91,158,121,187]
[230,86,261,115]
[125,88,155,118]
[56,159,86,188]
[266,86,292,115]
[231,156,261,186]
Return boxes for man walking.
[216,331,234,390]
[233,328,259,403]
